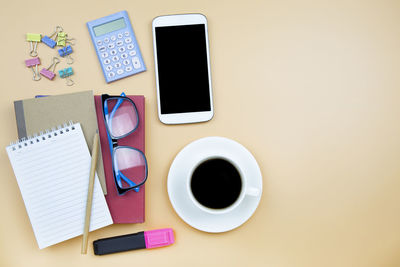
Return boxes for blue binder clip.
[58,45,74,64]
[59,67,74,86]
[42,36,57,48]
[42,26,63,49]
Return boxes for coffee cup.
[187,156,260,214]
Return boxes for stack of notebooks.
[6,91,146,249]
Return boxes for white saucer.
[167,137,263,233]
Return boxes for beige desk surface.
[1,0,400,266]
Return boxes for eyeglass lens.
[105,98,138,138]
[114,147,146,189]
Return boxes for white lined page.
[6,123,112,249]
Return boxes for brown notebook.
[13,90,107,195]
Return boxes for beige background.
[1,0,400,266]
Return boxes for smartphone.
[152,14,214,124]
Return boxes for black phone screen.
[155,24,211,114]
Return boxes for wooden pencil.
[81,131,99,254]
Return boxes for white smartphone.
[152,14,214,124]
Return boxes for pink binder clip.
[25,57,41,81]
[40,57,60,80]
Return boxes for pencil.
[81,131,100,254]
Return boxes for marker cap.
[144,228,174,249]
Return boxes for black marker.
[93,228,174,255]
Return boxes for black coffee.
[190,158,242,209]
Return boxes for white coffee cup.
[187,156,260,214]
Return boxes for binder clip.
[42,26,63,49]
[56,31,66,46]
[56,31,70,46]
[56,31,75,46]
[40,57,60,80]
[26,33,41,57]
[58,45,74,64]
[25,57,41,81]
[59,67,74,86]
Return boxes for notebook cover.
[94,95,145,224]
[13,91,107,195]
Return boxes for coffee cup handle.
[246,186,260,197]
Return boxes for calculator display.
[93,18,126,37]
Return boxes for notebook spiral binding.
[10,121,76,151]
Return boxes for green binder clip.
[26,33,42,57]
[56,31,75,47]
[57,32,67,46]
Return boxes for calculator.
[87,11,146,83]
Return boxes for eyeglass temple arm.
[108,92,126,121]
[116,171,140,193]
[104,92,126,130]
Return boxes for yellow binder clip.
[57,32,67,46]
[56,31,75,47]
[26,33,42,57]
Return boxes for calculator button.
[106,65,113,71]
[108,43,115,49]
[132,57,141,69]
[111,35,116,41]
[96,40,102,46]
[123,59,130,66]
[99,46,106,52]
[124,31,130,37]
[129,50,136,56]
[118,47,126,53]
[114,62,122,68]
[127,44,134,50]
[117,69,124,75]
[103,59,111,64]
[125,66,133,72]
[101,52,109,58]
[116,40,124,46]
[110,49,117,56]
[124,37,132,44]
[121,53,128,59]
[118,33,123,38]
[104,37,110,43]
[108,72,115,78]
[112,56,119,62]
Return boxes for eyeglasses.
[101,93,148,195]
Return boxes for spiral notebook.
[5,122,113,249]
[14,90,107,195]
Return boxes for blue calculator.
[87,11,146,83]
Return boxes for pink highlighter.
[93,228,174,255]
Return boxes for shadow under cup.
[189,158,244,212]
